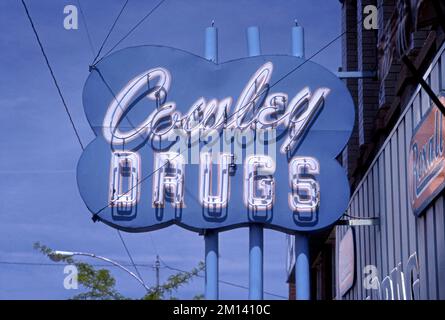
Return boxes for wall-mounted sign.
[77,46,354,233]
[408,92,445,216]
[338,228,355,297]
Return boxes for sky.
[0,0,341,299]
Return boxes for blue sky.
[0,0,341,299]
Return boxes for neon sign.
[77,46,354,233]
[100,62,329,155]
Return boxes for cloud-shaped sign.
[77,46,354,233]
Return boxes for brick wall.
[357,0,379,147]
[377,0,398,110]
[340,0,359,181]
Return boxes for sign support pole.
[204,24,219,300]
[291,20,311,300]
[205,23,218,64]
[205,230,219,299]
[292,21,305,58]
[294,232,310,300]
[249,223,264,299]
[247,26,264,300]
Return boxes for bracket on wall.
[335,70,376,79]
[336,217,379,226]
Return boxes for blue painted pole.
[294,232,310,300]
[205,24,218,63]
[247,25,263,300]
[247,26,261,56]
[292,21,305,58]
[204,24,219,300]
[249,224,263,299]
[291,21,310,300]
[205,230,219,299]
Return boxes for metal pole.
[294,233,310,300]
[247,26,261,56]
[292,20,305,58]
[205,22,218,63]
[291,20,310,300]
[205,230,219,299]
[155,255,160,293]
[249,224,264,299]
[204,23,219,300]
[247,26,264,300]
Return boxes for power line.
[21,0,147,290]
[20,0,85,150]
[76,0,96,57]
[94,0,167,64]
[116,230,146,285]
[148,233,160,257]
[92,0,130,65]
[74,1,146,286]
[0,259,286,298]
[161,260,287,299]
[0,260,151,268]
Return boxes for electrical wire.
[21,0,146,289]
[75,1,147,285]
[94,0,167,64]
[91,0,130,65]
[148,233,160,257]
[76,0,96,57]
[20,0,85,150]
[0,260,151,268]
[0,259,286,298]
[161,260,287,299]
[116,229,145,283]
